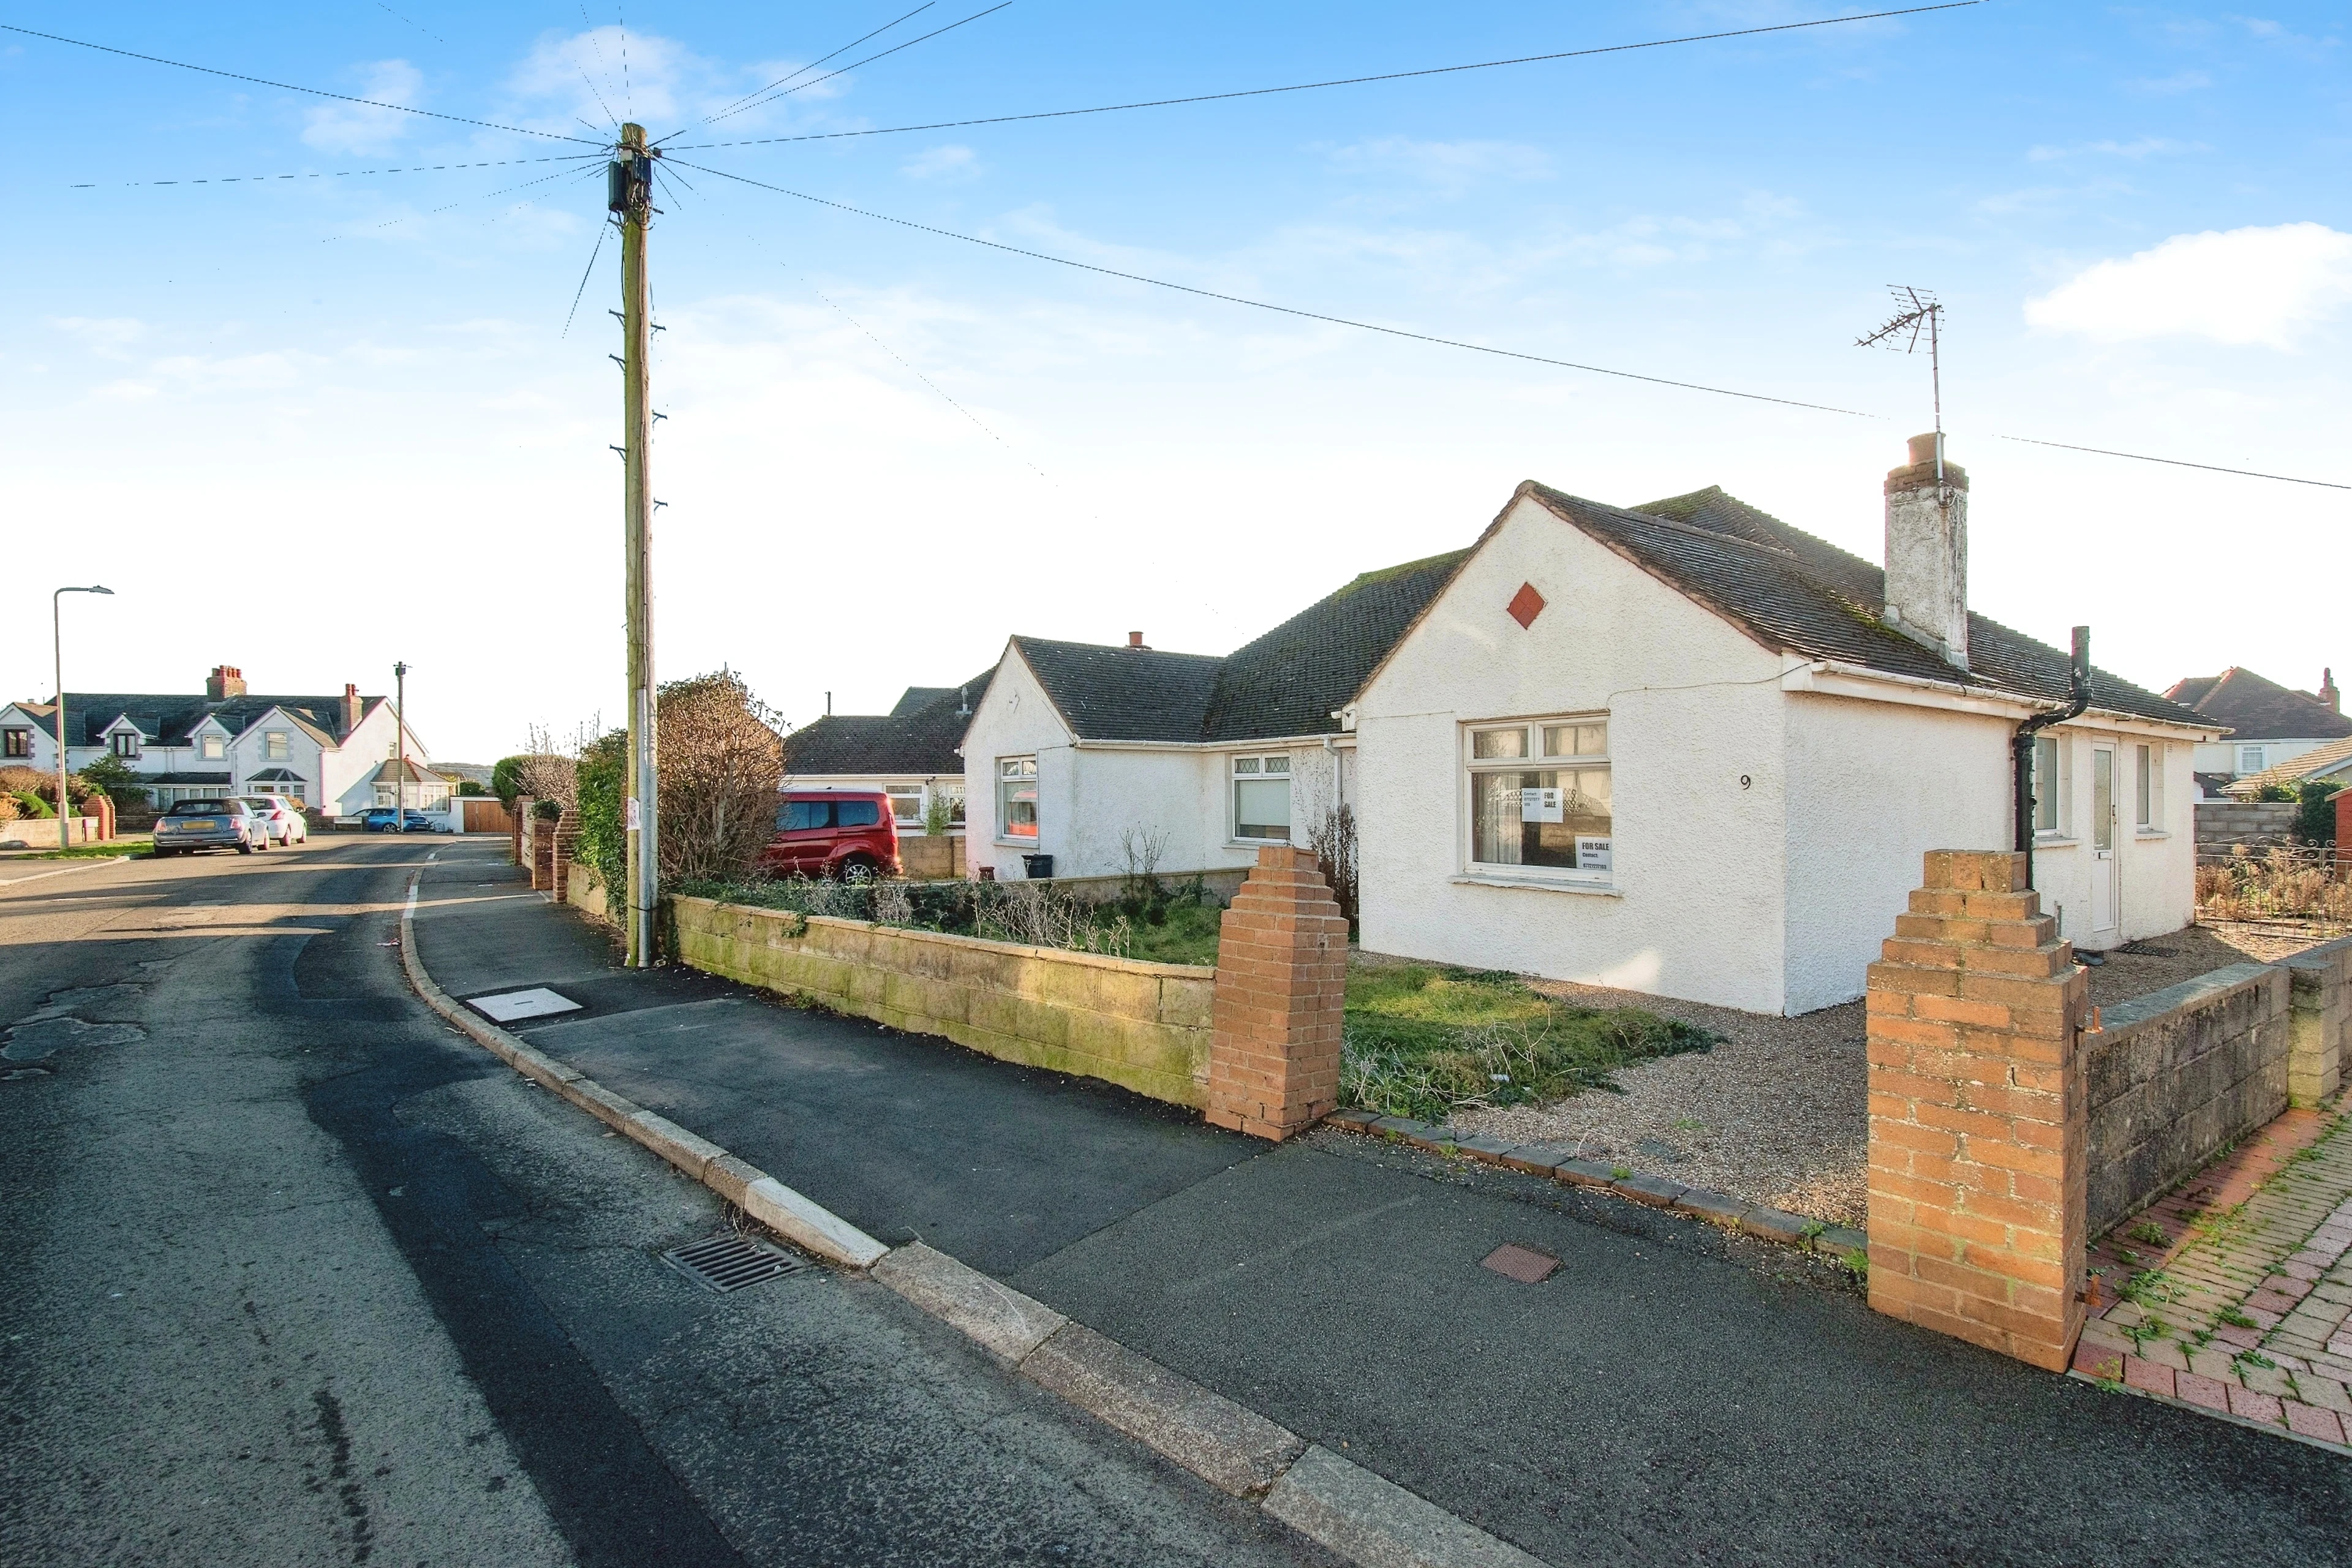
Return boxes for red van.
[760,790,902,880]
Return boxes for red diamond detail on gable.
[1507,582,1545,629]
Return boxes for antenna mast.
[1857,285,1945,483]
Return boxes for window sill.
[2035,835,2078,849]
[2133,829,2171,840]
[1226,838,1291,849]
[994,839,1040,849]
[1451,873,1621,897]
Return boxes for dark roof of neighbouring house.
[371,758,448,784]
[1006,549,1474,745]
[782,670,994,777]
[2163,667,2352,742]
[1525,483,2205,728]
[22,692,385,749]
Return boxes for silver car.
[153,798,268,856]
[239,795,308,845]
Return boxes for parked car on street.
[760,790,900,880]
[363,807,442,833]
[153,798,267,856]
[241,796,308,845]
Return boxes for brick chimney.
[1127,631,1147,650]
[206,665,247,700]
[1882,433,1969,669]
[343,683,363,736]
[2321,667,2340,712]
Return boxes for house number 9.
[1740,775,1752,790]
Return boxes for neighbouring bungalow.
[782,673,994,834]
[958,553,1466,881]
[0,664,428,815]
[2162,665,2349,783]
[1347,437,2216,1014]
[2226,734,2352,801]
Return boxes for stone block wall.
[1205,846,1347,1141]
[2282,935,2350,1107]
[1866,850,2089,1371]
[670,895,1216,1107]
[2195,800,2299,852]
[2085,963,2291,1236]
[899,835,965,881]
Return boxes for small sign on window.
[1520,786,1563,824]
[1575,837,1612,872]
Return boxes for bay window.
[997,757,1038,841]
[1466,718,1611,878]
[1232,753,1292,842]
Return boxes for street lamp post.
[393,662,409,822]
[52,585,114,851]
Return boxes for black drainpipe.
[2011,625,2092,889]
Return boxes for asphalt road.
[0,837,1332,1567]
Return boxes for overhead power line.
[685,1,937,132]
[669,1,1014,140]
[0,21,602,145]
[68,153,603,189]
[661,2,1979,153]
[1991,435,2347,492]
[672,159,1876,417]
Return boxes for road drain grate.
[663,1232,810,1294]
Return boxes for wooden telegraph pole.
[612,124,659,967]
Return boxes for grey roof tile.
[783,670,992,777]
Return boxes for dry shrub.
[2197,845,2352,922]
[507,723,579,812]
[656,671,786,886]
[0,765,51,798]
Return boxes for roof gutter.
[2012,627,2092,891]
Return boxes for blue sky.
[4,2,2345,760]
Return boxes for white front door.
[2089,743,2119,935]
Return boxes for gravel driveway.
[1440,924,2320,1228]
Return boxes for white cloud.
[303,61,424,154]
[902,145,981,182]
[1328,137,1551,194]
[2026,137,2204,162]
[51,317,145,358]
[2025,223,2352,349]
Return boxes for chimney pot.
[205,664,248,700]
[1128,631,1144,649]
[1883,434,1970,669]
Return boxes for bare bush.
[1308,802,1360,929]
[508,723,578,812]
[978,881,1133,958]
[656,671,786,886]
[2196,845,2352,924]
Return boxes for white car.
[240,795,309,845]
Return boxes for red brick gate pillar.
[1206,845,1348,1141]
[2337,790,2351,875]
[551,812,579,903]
[1867,850,2090,1371]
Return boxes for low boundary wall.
[2195,800,2297,852]
[669,894,1216,1107]
[2086,964,2290,1237]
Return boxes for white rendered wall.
[2032,725,2197,951]
[227,711,326,801]
[958,648,1075,880]
[1353,493,1794,1014]
[2191,736,2336,778]
[1782,693,2011,1013]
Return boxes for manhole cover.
[467,987,582,1023]
[1481,1243,1559,1284]
[663,1232,810,1294]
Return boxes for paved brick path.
[2075,1104,2352,1452]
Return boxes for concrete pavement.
[412,841,2352,1567]
[0,837,1336,1565]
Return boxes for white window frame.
[265,730,290,761]
[2237,744,2266,775]
[1462,715,1613,886]
[2032,734,2068,838]
[884,784,925,824]
[2133,742,2165,834]
[198,731,225,761]
[1229,752,1294,844]
[995,756,1039,845]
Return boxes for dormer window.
[199,733,225,760]
[111,731,141,759]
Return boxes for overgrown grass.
[1340,965,1714,1123]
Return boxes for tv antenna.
[1858,285,1945,482]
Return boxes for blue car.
[363,807,440,833]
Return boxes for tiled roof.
[2163,667,2352,742]
[1006,551,1471,746]
[39,692,382,748]
[1536,483,2203,728]
[783,671,992,777]
[371,758,447,784]
[2226,735,2352,797]
[1201,551,1472,742]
